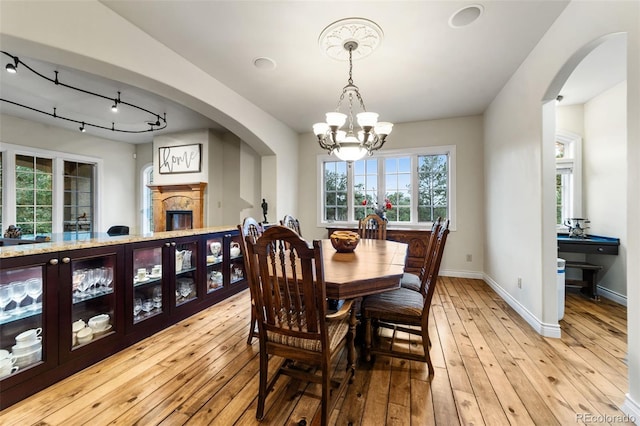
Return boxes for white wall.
[584,82,627,297]
[484,0,639,417]
[0,114,137,233]
[0,0,298,225]
[297,115,485,277]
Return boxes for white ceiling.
[0,1,627,144]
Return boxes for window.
[15,154,53,238]
[1,143,101,239]
[63,161,95,237]
[142,164,154,234]
[555,131,582,227]
[319,146,455,228]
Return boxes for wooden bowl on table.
[330,231,361,253]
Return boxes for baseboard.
[621,394,640,424]
[440,269,484,280]
[598,285,628,306]
[482,273,561,338]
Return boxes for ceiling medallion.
[318,17,384,61]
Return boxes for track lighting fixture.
[1,51,167,134]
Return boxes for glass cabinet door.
[0,265,44,378]
[69,254,116,349]
[205,235,224,293]
[132,246,164,324]
[175,240,198,306]
[228,234,245,286]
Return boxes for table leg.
[348,301,357,376]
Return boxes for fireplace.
[166,210,193,231]
[148,183,206,232]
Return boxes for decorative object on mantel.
[3,225,22,239]
[158,144,202,174]
[313,18,393,162]
[330,230,361,253]
[1,51,167,134]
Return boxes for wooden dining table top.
[319,238,407,300]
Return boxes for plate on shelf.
[134,276,150,283]
[148,273,162,279]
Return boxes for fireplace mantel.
[149,182,206,232]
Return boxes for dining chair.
[245,226,355,425]
[362,220,449,376]
[280,214,302,236]
[400,217,442,294]
[237,217,264,344]
[358,213,387,240]
[106,225,129,236]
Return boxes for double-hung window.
[319,146,455,228]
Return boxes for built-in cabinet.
[0,228,246,409]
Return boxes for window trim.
[0,142,103,235]
[316,145,456,230]
[555,130,582,231]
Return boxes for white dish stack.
[12,328,42,368]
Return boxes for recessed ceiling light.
[253,57,276,70]
[449,4,484,28]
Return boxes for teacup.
[88,314,110,331]
[0,364,18,379]
[136,268,147,281]
[15,328,42,345]
[72,319,86,333]
[210,242,221,256]
[0,349,12,361]
[0,357,15,368]
[151,266,162,276]
[76,327,93,344]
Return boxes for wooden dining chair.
[362,220,449,376]
[237,217,264,344]
[358,213,387,240]
[280,214,302,236]
[245,226,355,425]
[400,217,442,294]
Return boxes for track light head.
[5,56,18,73]
[79,122,86,132]
[111,102,118,112]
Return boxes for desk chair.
[245,226,354,425]
[362,221,449,376]
[237,217,264,344]
[358,213,387,240]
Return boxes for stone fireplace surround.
[148,182,206,232]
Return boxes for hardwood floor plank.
[0,280,629,426]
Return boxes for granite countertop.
[0,226,237,259]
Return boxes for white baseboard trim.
[482,273,562,338]
[622,394,640,424]
[439,269,484,280]
[598,285,628,306]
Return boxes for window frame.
[0,142,103,237]
[317,145,456,230]
[555,130,582,231]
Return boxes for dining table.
[318,237,408,366]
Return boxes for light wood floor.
[0,277,631,425]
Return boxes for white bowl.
[0,364,18,379]
[12,338,41,355]
[13,347,41,368]
[88,314,110,331]
[92,324,113,337]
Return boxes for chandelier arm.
[1,50,167,132]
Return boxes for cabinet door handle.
[171,242,176,247]
[50,258,59,265]
[62,257,71,263]
[165,242,171,247]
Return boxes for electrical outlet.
[517,277,522,288]
[466,254,472,262]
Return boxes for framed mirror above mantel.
[148,183,207,232]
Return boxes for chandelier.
[313,19,393,162]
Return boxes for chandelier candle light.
[313,18,393,162]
